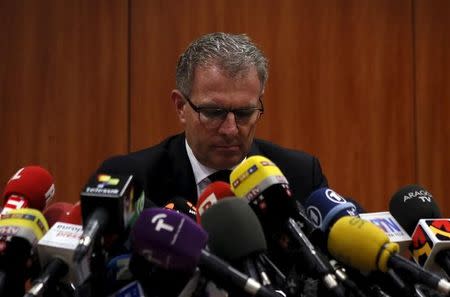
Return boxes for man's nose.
[218,112,239,135]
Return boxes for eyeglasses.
[182,94,264,129]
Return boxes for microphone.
[103,253,142,296]
[131,208,281,297]
[74,173,138,262]
[75,173,142,296]
[164,196,197,222]
[0,208,49,297]
[305,187,419,297]
[389,184,441,235]
[230,156,345,297]
[328,215,450,295]
[1,166,55,214]
[304,187,359,233]
[106,253,133,285]
[201,197,287,293]
[128,197,195,297]
[196,181,234,223]
[32,223,89,291]
[389,184,450,277]
[24,258,68,297]
[43,202,74,227]
[65,201,83,225]
[201,197,266,262]
[305,188,378,296]
[27,199,88,297]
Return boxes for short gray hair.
[176,32,268,96]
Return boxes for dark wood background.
[1,0,448,215]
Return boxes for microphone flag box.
[360,212,411,254]
[80,174,135,233]
[410,218,450,276]
[37,222,90,285]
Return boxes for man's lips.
[213,145,240,151]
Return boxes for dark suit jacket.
[98,133,328,208]
[98,134,329,296]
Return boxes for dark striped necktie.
[207,170,232,183]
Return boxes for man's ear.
[171,90,186,124]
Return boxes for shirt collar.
[185,139,245,185]
[185,139,216,186]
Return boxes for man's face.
[173,64,263,170]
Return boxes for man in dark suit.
[99,32,327,208]
[97,32,328,297]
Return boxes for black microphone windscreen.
[201,197,267,262]
[389,184,441,235]
[96,156,145,199]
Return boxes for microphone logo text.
[403,190,432,203]
[151,213,174,232]
[325,189,346,204]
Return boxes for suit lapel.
[166,134,198,204]
[165,137,261,204]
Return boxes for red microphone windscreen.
[2,166,55,211]
[43,202,73,227]
[196,181,234,223]
[66,201,82,225]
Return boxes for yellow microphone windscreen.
[0,208,49,244]
[230,155,288,201]
[328,216,399,273]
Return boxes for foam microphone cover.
[164,197,197,222]
[230,155,295,224]
[328,216,399,273]
[43,202,73,227]
[305,188,359,232]
[200,197,267,262]
[132,208,208,271]
[389,184,441,235]
[2,166,55,211]
[230,155,289,201]
[0,208,49,243]
[66,201,82,225]
[196,181,234,223]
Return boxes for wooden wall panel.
[4,0,446,215]
[0,0,128,204]
[415,0,450,215]
[130,0,415,211]
[257,1,415,211]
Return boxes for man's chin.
[210,155,243,170]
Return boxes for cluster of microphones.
[1,157,450,297]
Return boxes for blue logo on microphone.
[325,189,346,204]
[306,206,322,228]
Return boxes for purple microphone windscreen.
[200,197,267,262]
[304,187,359,232]
[389,184,441,235]
[131,208,208,272]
